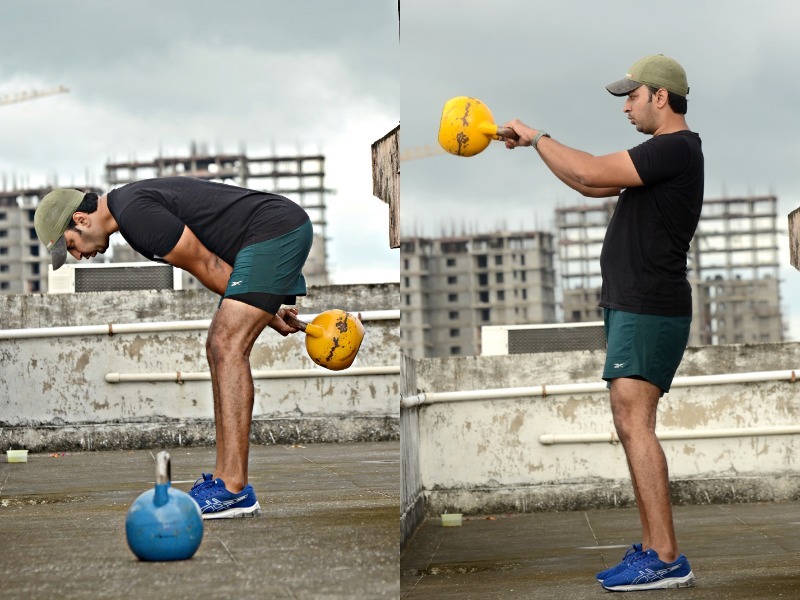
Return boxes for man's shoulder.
[634,130,702,158]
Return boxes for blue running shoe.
[189,474,261,519]
[596,543,643,582]
[601,549,695,591]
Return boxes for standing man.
[503,55,701,591]
[34,176,313,519]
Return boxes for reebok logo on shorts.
[614,363,625,369]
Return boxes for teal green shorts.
[223,220,313,314]
[602,308,691,394]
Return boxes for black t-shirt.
[599,131,704,317]
[107,177,309,266]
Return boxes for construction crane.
[0,85,69,107]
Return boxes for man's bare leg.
[206,299,273,493]
[610,377,678,563]
[625,456,651,550]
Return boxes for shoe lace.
[191,473,214,490]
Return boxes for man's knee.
[206,318,245,363]
[611,400,636,444]
[610,380,659,441]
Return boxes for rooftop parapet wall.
[0,284,400,451]
[402,342,800,521]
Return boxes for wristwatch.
[532,130,550,150]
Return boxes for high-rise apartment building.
[0,146,330,294]
[0,185,102,294]
[105,145,329,288]
[401,231,556,358]
[555,195,783,345]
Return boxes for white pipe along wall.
[0,285,401,451]
[400,369,800,408]
[402,344,800,516]
[0,310,399,340]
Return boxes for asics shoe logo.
[200,494,249,513]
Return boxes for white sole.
[602,571,695,591]
[201,501,262,520]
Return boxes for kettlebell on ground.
[125,450,203,561]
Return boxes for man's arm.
[504,119,643,197]
[163,226,231,295]
[163,226,299,334]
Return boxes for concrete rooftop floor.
[401,500,800,599]
[0,442,399,600]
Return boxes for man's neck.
[653,115,690,136]
[97,194,120,234]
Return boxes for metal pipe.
[539,425,800,446]
[399,369,800,408]
[105,365,399,384]
[0,310,399,341]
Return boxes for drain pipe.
[400,368,800,409]
[0,310,399,341]
[105,365,399,383]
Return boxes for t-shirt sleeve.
[627,135,691,186]
[116,199,185,261]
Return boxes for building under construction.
[0,145,330,294]
[400,231,557,358]
[105,144,329,288]
[555,194,784,345]
[0,184,103,294]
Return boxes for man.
[34,176,313,519]
[503,54,701,591]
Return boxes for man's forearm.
[537,137,621,198]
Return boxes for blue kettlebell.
[125,450,203,561]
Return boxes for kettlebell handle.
[283,314,325,338]
[284,312,363,339]
[283,314,308,332]
[156,450,171,485]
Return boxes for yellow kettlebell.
[285,310,365,371]
[437,96,517,157]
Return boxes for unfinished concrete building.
[105,144,329,288]
[556,200,616,323]
[555,195,783,345]
[0,185,102,294]
[0,145,330,295]
[400,231,557,358]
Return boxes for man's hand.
[503,119,538,149]
[268,307,301,337]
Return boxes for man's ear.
[72,212,91,227]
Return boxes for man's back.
[107,177,308,266]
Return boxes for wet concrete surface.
[0,442,399,600]
[401,501,800,599]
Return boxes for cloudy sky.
[0,1,399,284]
[402,0,800,339]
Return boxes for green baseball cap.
[34,189,85,270]
[606,54,689,97]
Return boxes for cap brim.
[50,236,68,270]
[606,78,642,96]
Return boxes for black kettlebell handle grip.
[283,314,308,332]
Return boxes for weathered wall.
[400,353,423,551]
[403,342,800,523]
[0,284,399,451]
